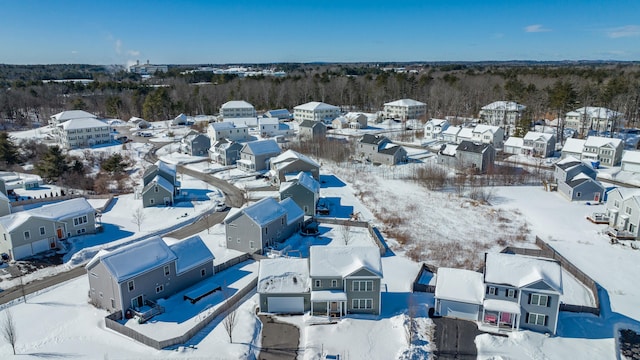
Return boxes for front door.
[56,228,63,239]
[131,295,143,309]
[594,192,600,202]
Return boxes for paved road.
[165,209,229,240]
[0,266,87,305]
[258,315,301,360]
[432,317,482,360]
[178,166,245,209]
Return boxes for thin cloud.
[115,39,122,54]
[127,50,140,57]
[607,25,640,38]
[524,24,551,33]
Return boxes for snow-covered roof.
[242,139,281,156]
[481,101,526,112]
[168,235,214,275]
[426,118,448,127]
[258,258,310,294]
[271,150,320,169]
[384,98,426,107]
[223,117,258,127]
[484,252,563,294]
[333,116,348,124]
[483,299,521,314]
[51,110,97,122]
[567,107,623,119]
[259,117,279,126]
[458,128,474,139]
[279,198,304,225]
[294,101,339,111]
[92,236,177,283]
[524,132,554,142]
[210,121,248,131]
[221,100,254,109]
[299,120,325,128]
[311,290,348,301]
[473,124,500,134]
[238,197,288,227]
[434,267,484,305]
[570,172,593,183]
[556,155,581,166]
[562,138,586,153]
[264,109,291,117]
[309,246,382,278]
[59,118,109,130]
[155,160,177,178]
[440,144,458,156]
[0,198,96,231]
[443,126,461,136]
[281,172,320,194]
[622,150,640,164]
[584,136,622,148]
[504,136,524,147]
[145,174,174,193]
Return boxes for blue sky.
[1,0,639,65]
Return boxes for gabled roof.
[294,101,339,111]
[584,136,622,148]
[378,143,405,156]
[439,143,458,156]
[258,258,310,294]
[435,268,484,304]
[299,120,326,128]
[524,131,554,142]
[567,106,622,119]
[309,246,382,278]
[271,150,320,169]
[90,236,177,283]
[153,160,177,179]
[279,198,304,225]
[235,197,286,227]
[51,110,97,122]
[264,109,291,118]
[443,126,461,136]
[481,101,525,111]
[426,118,448,127]
[241,139,281,156]
[360,134,389,145]
[457,140,491,154]
[259,117,279,126]
[183,133,208,142]
[0,198,95,231]
[504,136,524,147]
[473,124,501,134]
[384,98,426,107]
[562,138,586,153]
[221,100,254,109]
[622,150,640,164]
[59,118,109,130]
[484,252,563,294]
[143,175,174,194]
[168,235,214,275]
[209,122,248,131]
[458,128,474,139]
[567,172,600,187]
[555,155,582,170]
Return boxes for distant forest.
[1,61,639,131]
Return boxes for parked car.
[214,201,228,212]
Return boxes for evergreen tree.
[101,153,128,175]
[35,146,68,182]
[0,132,21,166]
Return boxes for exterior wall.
[59,211,97,238]
[613,196,640,237]
[207,126,249,142]
[118,263,176,315]
[479,109,522,128]
[59,126,112,149]
[384,104,427,120]
[187,135,211,156]
[259,293,311,312]
[221,106,256,119]
[312,276,344,291]
[345,275,381,315]
[519,289,560,334]
[280,185,317,216]
[299,124,327,140]
[274,160,320,182]
[294,108,340,123]
[87,261,122,313]
[571,181,604,201]
[226,214,264,254]
[174,261,215,293]
[0,200,11,217]
[142,184,173,208]
[458,149,494,173]
[483,283,520,303]
[4,217,62,259]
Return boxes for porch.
[128,299,165,324]
[606,227,637,240]
[586,212,610,224]
[310,290,347,318]
[481,299,520,332]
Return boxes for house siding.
[483,283,520,303]
[142,184,173,208]
[225,214,264,254]
[519,289,560,334]
[280,185,317,217]
[345,277,381,315]
[87,261,123,313]
[259,293,311,312]
[273,159,320,182]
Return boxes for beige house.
[293,102,341,123]
[220,100,256,119]
[383,99,427,120]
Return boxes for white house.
[56,117,112,149]
[207,122,250,142]
[471,125,505,148]
[220,100,256,119]
[258,118,292,137]
[293,102,341,123]
[621,150,640,173]
[565,107,624,133]
[383,99,427,120]
[503,136,524,155]
[522,132,556,157]
[424,119,450,140]
[442,126,462,143]
[479,101,526,135]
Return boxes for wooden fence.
[412,263,438,293]
[213,253,251,274]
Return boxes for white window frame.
[507,288,516,298]
[128,280,134,292]
[488,286,497,296]
[314,279,321,288]
[527,312,546,326]
[352,280,373,292]
[352,298,373,309]
[40,226,46,235]
[530,294,549,307]
[331,279,338,288]
[164,265,170,276]
[24,231,30,240]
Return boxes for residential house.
[222,117,259,128]
[49,110,97,127]
[357,134,408,165]
[344,112,368,129]
[270,149,320,183]
[264,109,292,121]
[503,136,524,155]
[560,138,586,160]
[605,187,640,240]
[438,141,495,173]
[554,156,604,202]
[435,252,563,336]
[522,132,556,157]
[457,127,474,143]
[383,99,427,120]
[621,150,640,173]
[210,138,243,165]
[56,116,112,149]
[582,136,623,167]
[331,117,350,130]
[479,101,526,135]
[237,139,282,172]
[86,235,214,317]
[0,191,10,217]
[220,100,256,119]
[293,102,341,123]
[424,119,450,140]
[181,133,210,156]
[309,246,383,317]
[565,107,624,134]
[299,120,327,140]
[171,113,188,126]
[128,60,168,75]
[442,126,461,143]
[258,117,292,137]
[0,198,96,260]
[279,172,320,216]
[141,161,180,207]
[258,258,311,313]
[207,122,249,142]
[471,125,505,148]
[224,197,304,254]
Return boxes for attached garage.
[267,297,304,314]
[434,268,485,322]
[31,239,51,255]
[12,244,33,260]
[437,299,479,321]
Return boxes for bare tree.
[340,221,352,245]
[2,311,17,355]
[131,207,145,231]
[404,295,417,345]
[222,285,238,343]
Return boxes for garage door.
[623,162,640,173]
[31,239,50,255]
[439,300,479,321]
[12,244,33,260]
[267,297,304,314]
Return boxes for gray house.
[224,197,304,254]
[554,156,604,202]
[605,187,640,240]
[270,149,320,184]
[86,235,214,318]
[522,132,556,158]
[279,172,320,216]
[181,133,211,156]
[258,257,311,313]
[438,141,495,173]
[141,161,180,207]
[309,246,383,317]
[210,138,243,165]
[357,134,407,165]
[0,198,96,260]
[435,252,563,335]
[0,191,10,217]
[299,120,327,140]
[237,139,282,172]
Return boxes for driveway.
[431,317,482,360]
[258,315,301,360]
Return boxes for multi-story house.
[237,139,282,172]
[279,172,320,216]
[207,122,250,142]
[442,126,462,143]
[224,197,304,254]
[604,187,640,240]
[299,120,327,140]
[141,161,180,207]
[479,101,525,135]
[180,133,210,156]
[438,141,495,173]
[56,117,112,149]
[522,132,556,157]
[258,117,292,137]
[220,100,256,119]
[209,139,243,165]
[582,136,623,167]
[309,246,383,317]
[128,60,168,75]
[270,149,320,184]
[424,119,450,140]
[357,134,407,165]
[383,99,427,120]
[263,109,292,121]
[564,107,624,134]
[0,198,96,260]
[49,110,97,127]
[293,102,341,123]
[86,235,214,318]
[471,125,505,148]
[258,258,311,313]
[554,156,604,202]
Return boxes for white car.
[214,201,228,212]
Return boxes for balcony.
[606,227,637,240]
[586,213,610,224]
[129,299,165,324]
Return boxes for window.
[111,298,115,308]
[626,207,632,215]
[314,279,321,288]
[150,198,155,205]
[576,192,581,198]
[352,299,373,309]
[352,280,373,292]
[527,313,546,326]
[74,215,88,226]
[614,200,620,208]
[156,285,164,293]
[24,231,30,240]
[40,227,46,235]
[99,292,103,298]
[128,280,135,292]
[488,286,497,296]
[250,241,255,249]
[164,265,170,276]
[201,268,206,277]
[507,289,517,298]
[155,186,159,193]
[530,294,549,307]
[331,279,338,288]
